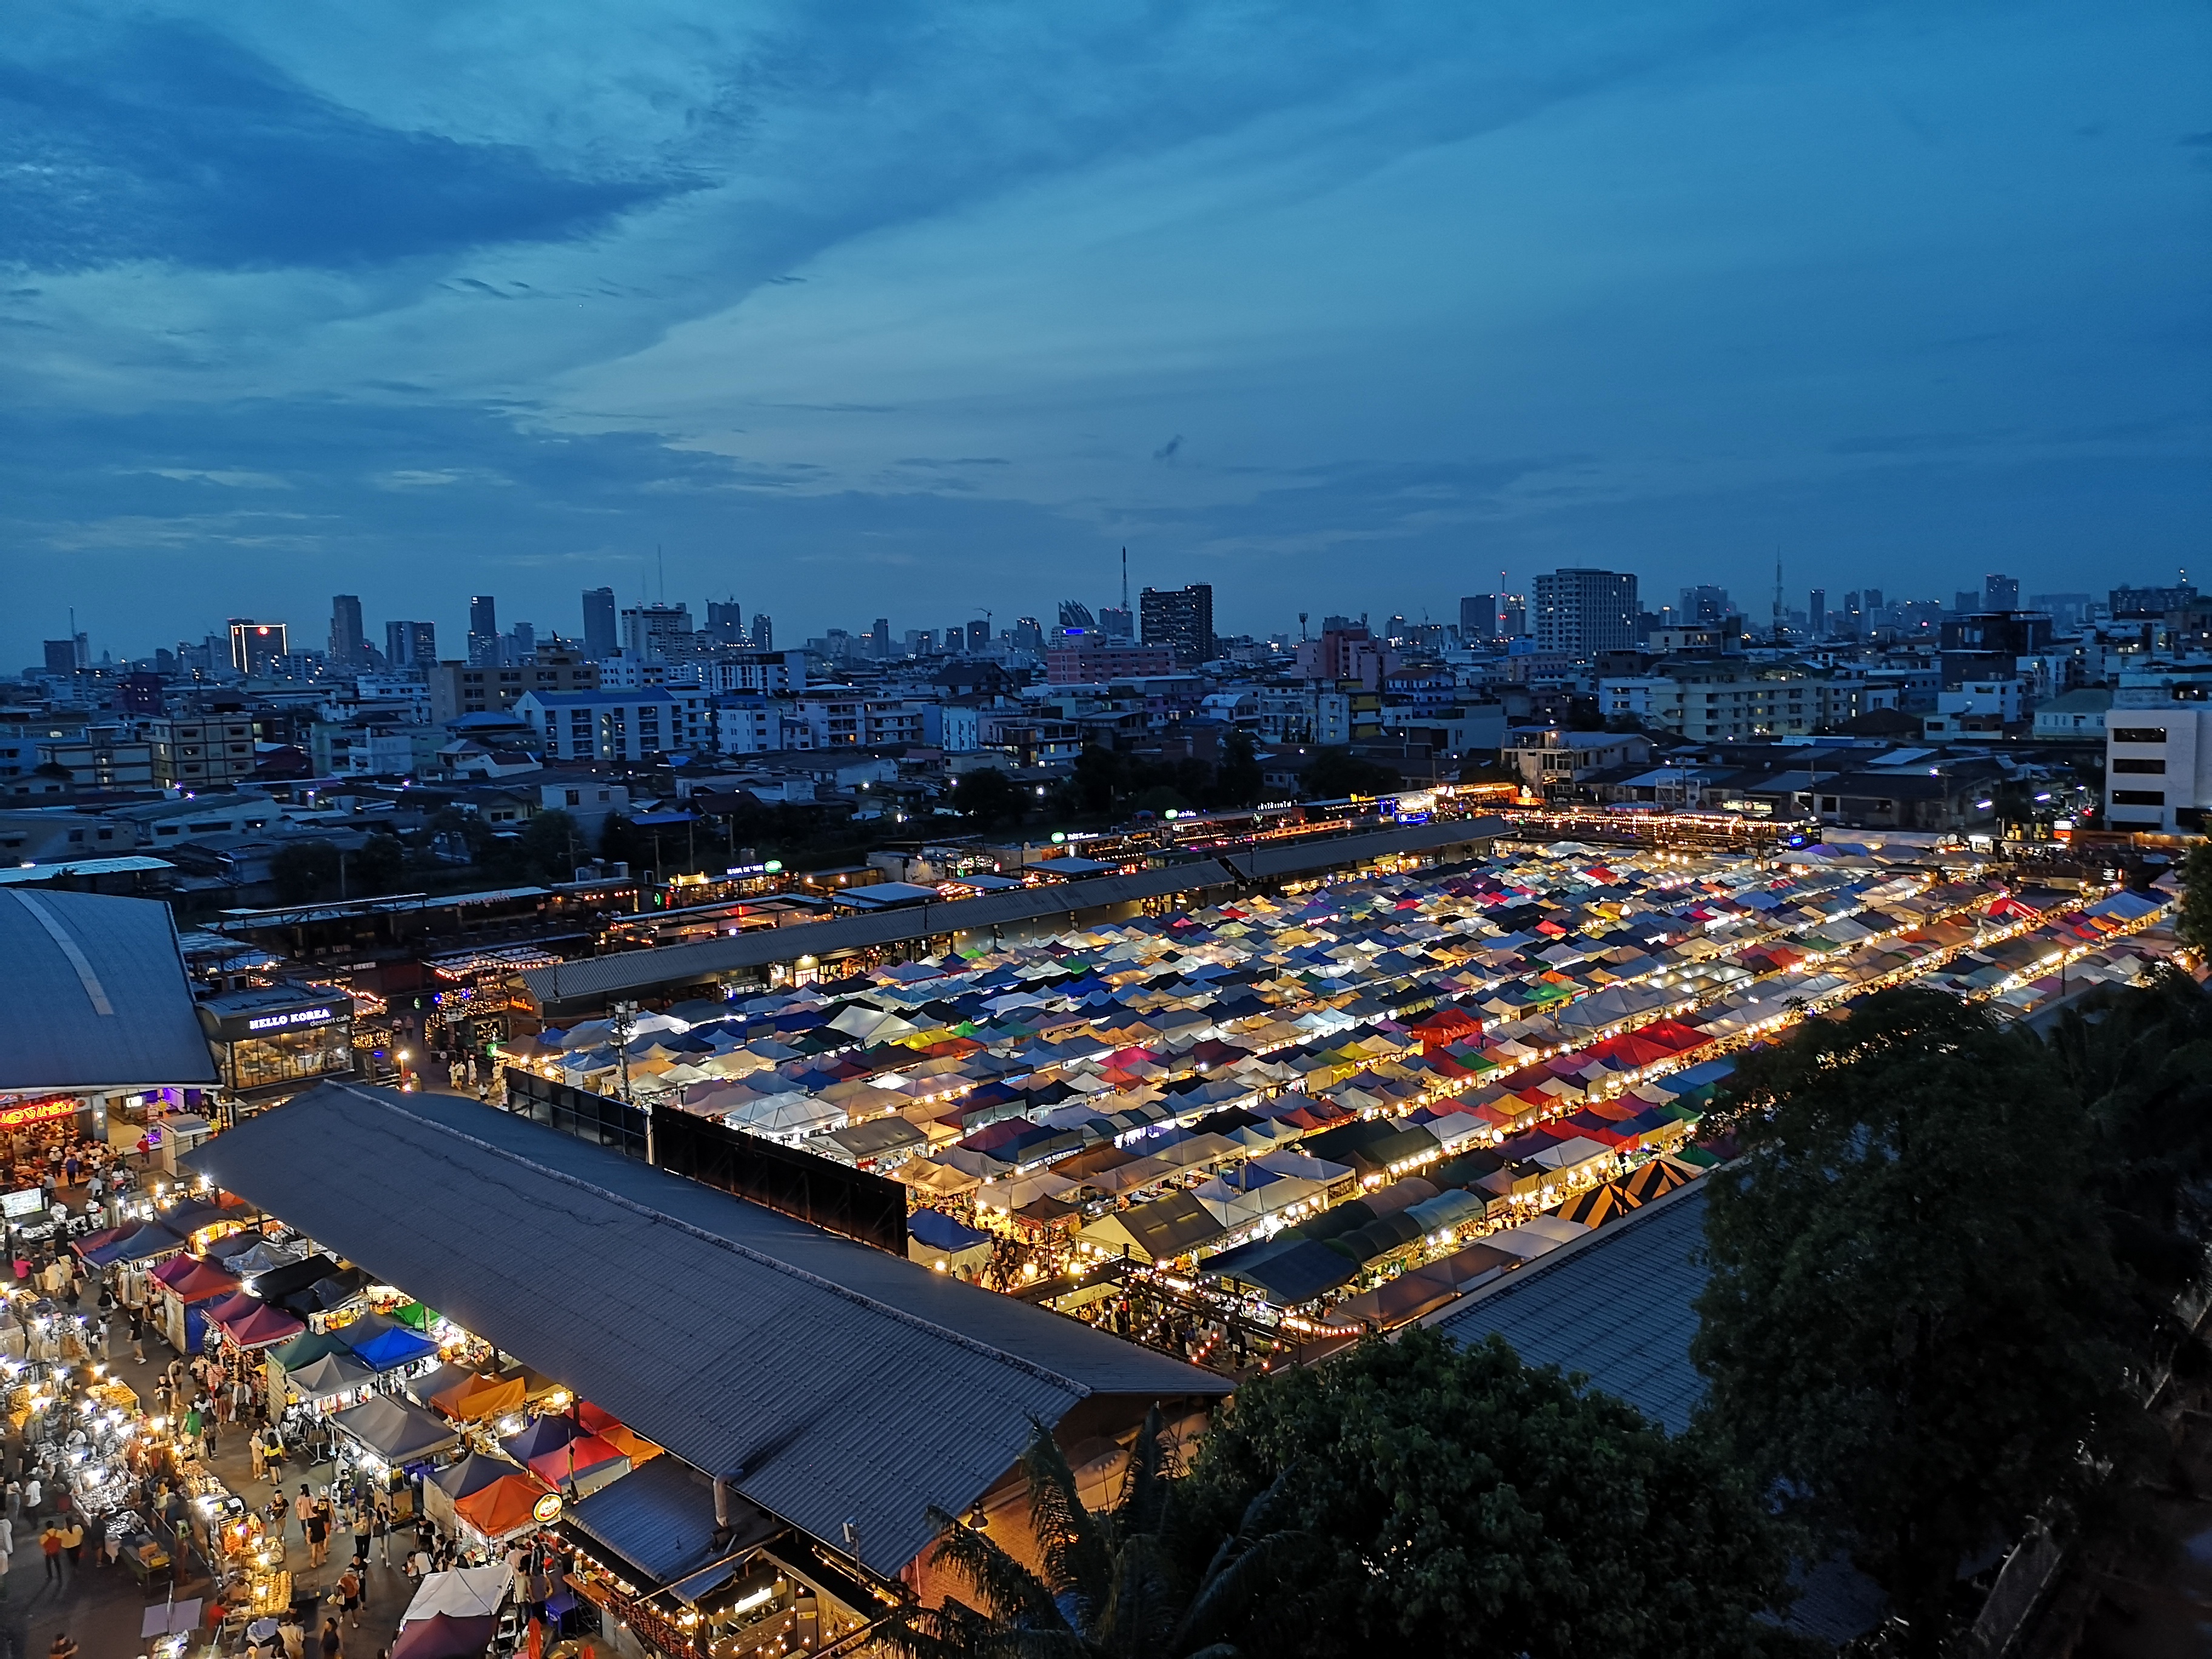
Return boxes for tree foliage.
[269,839,341,905]
[1058,740,1264,821]
[1296,748,1399,802]
[1693,989,2150,1656]
[2175,840,2212,956]
[1175,1329,1798,1659]
[893,1411,1296,1659]
[953,767,1027,830]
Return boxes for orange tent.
[452,1472,556,1541]
[432,1372,528,1422]
[575,1402,662,1465]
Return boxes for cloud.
[0,14,686,273]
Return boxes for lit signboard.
[244,1007,335,1033]
[0,1096,79,1131]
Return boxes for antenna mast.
[1121,547,1128,613]
[1773,551,1785,643]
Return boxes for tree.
[269,839,341,905]
[953,767,1024,830]
[510,809,585,886]
[1693,990,2147,1657]
[1176,1329,1797,1659]
[1297,748,1398,802]
[1213,731,1264,808]
[893,1413,1296,1659]
[2175,839,2212,956]
[351,830,407,896]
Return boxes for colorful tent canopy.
[527,1433,628,1493]
[330,1396,462,1464]
[452,1472,555,1541]
[499,1416,575,1464]
[390,1612,498,1659]
[284,1351,377,1401]
[215,1302,306,1349]
[431,1453,523,1502]
[267,1330,349,1372]
[431,1372,527,1423]
[158,1259,243,1303]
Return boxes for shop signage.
[245,1006,335,1033]
[531,1492,563,1524]
[0,1096,79,1130]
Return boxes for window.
[2111,789,2166,806]
[2112,757,2167,774]
[2113,728,2167,744]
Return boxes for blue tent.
[351,1327,439,1372]
[500,1415,577,1463]
[83,1223,184,1267]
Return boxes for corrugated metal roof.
[1424,1181,1709,1433]
[518,867,1213,1007]
[566,1454,777,1584]
[186,1084,1224,1578]
[517,818,1507,1010]
[0,888,218,1091]
[1212,816,1510,882]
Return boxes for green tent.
[392,1301,438,1332]
[266,1329,349,1371]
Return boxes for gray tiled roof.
[187,1084,1224,1579]
[1426,1183,1710,1433]
[0,888,218,1091]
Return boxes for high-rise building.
[468,595,499,664]
[1139,583,1215,668]
[41,640,76,675]
[1011,617,1043,652]
[964,619,991,654]
[329,595,366,667]
[751,614,773,651]
[1954,591,1981,615]
[1098,606,1133,640]
[385,620,436,667]
[1459,595,1498,641]
[504,622,537,663]
[1983,574,2020,612]
[1532,569,1637,659]
[1863,587,1885,613]
[228,619,289,674]
[581,588,619,660]
[705,601,747,645]
[1499,596,1527,637]
[871,617,895,657]
[1809,589,1826,637]
[1057,600,1096,629]
[1679,585,1732,625]
[622,602,694,662]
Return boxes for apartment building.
[517,688,711,762]
[426,651,598,726]
[142,714,257,787]
[1600,663,1863,740]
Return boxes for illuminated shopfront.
[196,984,358,1101]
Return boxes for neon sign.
[246,1007,333,1033]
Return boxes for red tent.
[216,1302,306,1349]
[159,1259,242,1303]
[528,1434,626,1489]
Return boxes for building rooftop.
[186,1084,1225,1580]
[0,888,219,1091]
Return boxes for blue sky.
[4,0,2207,664]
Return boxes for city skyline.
[4,3,2207,666]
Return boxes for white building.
[2106,711,2212,834]
[702,652,809,694]
[712,695,782,755]
[517,688,711,762]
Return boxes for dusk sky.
[4,1,2207,665]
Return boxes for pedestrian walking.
[45,1632,74,1659]
[307,1502,329,1567]
[38,1525,60,1584]
[319,1618,342,1659]
[128,1307,144,1364]
[336,1566,361,1630]
[56,1520,79,1577]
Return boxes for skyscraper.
[385,620,436,667]
[751,614,773,651]
[1983,573,2020,611]
[1532,569,1637,659]
[1057,600,1096,629]
[1459,595,1498,641]
[1139,583,1215,667]
[228,619,289,674]
[581,588,618,661]
[1500,595,1527,637]
[705,601,746,645]
[1679,585,1732,625]
[329,595,365,667]
[1809,589,1826,637]
[1098,606,1133,640]
[622,602,694,662]
[873,617,896,657]
[467,595,499,664]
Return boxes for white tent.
[975,1170,1079,1213]
[401,1565,514,1626]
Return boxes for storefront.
[196,985,358,1102]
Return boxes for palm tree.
[890,1411,1298,1659]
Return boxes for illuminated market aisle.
[10,1338,417,1659]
